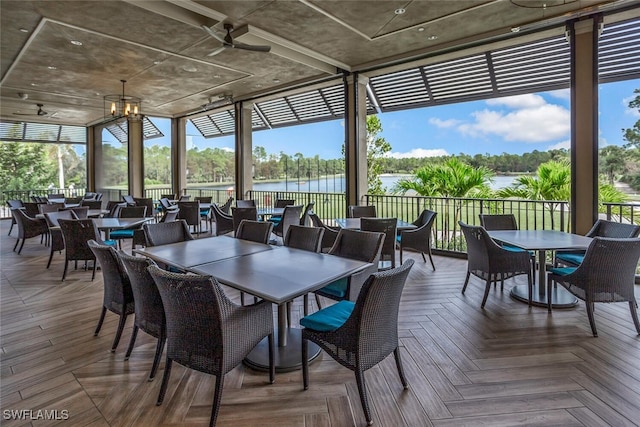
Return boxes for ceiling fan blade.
[207,46,228,57]
[232,42,271,53]
[200,25,226,44]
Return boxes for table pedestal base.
[510,283,578,308]
[244,328,321,373]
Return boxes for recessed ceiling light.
[511,26,521,33]
[47,66,57,70]
[417,27,425,32]
[182,65,198,72]
[273,78,280,83]
[427,35,438,40]
[394,8,406,14]
[254,84,263,88]
[213,74,221,79]
[30,83,38,86]
[153,60,162,65]
[19,28,29,33]
[70,40,82,46]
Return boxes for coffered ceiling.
[1,0,638,127]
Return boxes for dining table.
[93,217,153,240]
[135,236,370,373]
[487,230,593,308]
[335,217,417,231]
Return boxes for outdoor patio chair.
[122,195,136,206]
[361,217,397,270]
[160,194,176,201]
[284,225,324,319]
[268,198,295,225]
[133,197,154,219]
[81,200,103,210]
[195,196,213,231]
[236,199,256,208]
[143,220,194,247]
[88,240,135,352]
[314,229,383,309]
[235,219,273,244]
[219,196,233,214]
[231,206,258,234]
[548,237,640,337]
[118,252,166,380]
[148,266,274,427]
[397,209,437,269]
[178,195,191,201]
[64,196,83,205]
[111,206,147,250]
[309,213,339,253]
[23,202,41,218]
[66,206,89,219]
[6,199,24,236]
[301,259,414,426]
[38,202,64,215]
[43,210,74,268]
[300,201,315,226]
[459,221,533,308]
[348,205,376,218]
[11,208,48,254]
[58,219,115,281]
[272,204,303,240]
[158,208,179,223]
[105,201,124,218]
[177,201,201,235]
[555,219,640,267]
[479,213,535,279]
[211,204,234,236]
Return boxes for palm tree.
[395,157,494,249]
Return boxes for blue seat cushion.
[300,300,355,332]
[549,267,577,276]
[317,277,348,298]
[104,240,117,247]
[109,229,134,238]
[200,209,210,215]
[396,235,402,243]
[555,252,585,266]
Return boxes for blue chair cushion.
[104,240,117,247]
[317,277,348,298]
[555,252,585,266]
[396,235,402,243]
[109,229,134,238]
[501,244,526,253]
[200,209,210,215]
[549,267,577,276]
[300,300,355,332]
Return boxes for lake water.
[204,174,519,193]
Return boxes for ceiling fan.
[13,103,50,117]
[201,23,271,57]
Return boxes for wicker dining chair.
[459,221,533,308]
[397,209,437,269]
[555,219,640,267]
[314,229,384,309]
[272,205,303,240]
[236,199,256,208]
[6,200,24,236]
[81,200,103,210]
[66,206,90,219]
[284,225,324,319]
[211,203,234,236]
[122,195,136,206]
[177,201,201,235]
[348,205,377,218]
[301,259,415,426]
[147,266,275,427]
[268,199,295,225]
[231,206,258,234]
[219,196,233,214]
[479,213,535,279]
[235,219,273,244]
[110,206,147,250]
[300,201,315,226]
[195,196,213,231]
[88,240,135,352]
[58,219,114,281]
[143,220,194,247]
[548,237,640,337]
[43,210,75,268]
[158,207,180,223]
[361,217,397,270]
[309,213,339,253]
[118,252,166,380]
[11,208,48,254]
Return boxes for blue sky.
[128,79,639,159]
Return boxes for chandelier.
[104,80,142,121]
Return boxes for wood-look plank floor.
[1,219,639,426]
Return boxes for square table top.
[190,246,369,305]
[134,235,273,270]
[92,217,153,230]
[487,230,593,251]
[335,217,416,231]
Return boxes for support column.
[569,16,601,234]
[92,126,104,193]
[127,118,144,197]
[86,125,96,191]
[172,117,187,196]
[344,73,368,210]
[234,101,254,200]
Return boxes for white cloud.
[221,147,234,152]
[485,94,546,109]
[458,103,570,142]
[428,117,461,128]
[547,89,570,101]
[622,94,640,117]
[386,148,448,159]
[547,140,570,150]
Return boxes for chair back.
[44,209,74,227]
[160,194,176,201]
[95,193,103,201]
[81,200,103,209]
[133,198,154,217]
[177,201,200,226]
[219,197,233,214]
[48,193,65,200]
[360,217,398,268]
[274,199,295,208]
[284,225,324,252]
[88,240,134,314]
[143,220,194,246]
[274,204,303,238]
[194,196,213,204]
[309,213,339,252]
[211,204,234,235]
[232,207,258,233]
[147,267,228,373]
[39,203,64,214]
[12,208,48,239]
[7,200,24,210]
[479,214,518,230]
[300,201,315,226]
[119,206,147,218]
[329,229,384,263]
[83,192,96,200]
[66,206,90,219]
[587,219,640,238]
[23,202,41,217]
[159,208,180,223]
[236,199,256,208]
[118,252,164,338]
[65,196,83,204]
[58,219,101,262]
[235,219,273,244]
[178,195,191,201]
[159,198,174,211]
[348,205,376,218]
[561,237,640,301]
[105,201,124,218]
[459,222,497,269]
[122,195,136,206]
